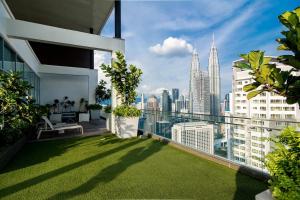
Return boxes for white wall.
[39,65,98,109]
[40,73,89,111]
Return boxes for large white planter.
[49,113,62,123]
[79,113,90,122]
[106,113,111,131]
[115,117,139,138]
[90,110,100,120]
[100,110,107,118]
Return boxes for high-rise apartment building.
[230,57,300,170]
[145,95,159,134]
[208,35,221,116]
[172,122,214,154]
[189,50,210,114]
[161,90,172,112]
[172,88,179,103]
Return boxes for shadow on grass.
[0,137,145,199]
[233,168,268,200]
[0,135,119,174]
[47,140,165,200]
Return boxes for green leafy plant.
[0,71,35,144]
[265,127,300,200]
[113,105,141,117]
[104,105,112,113]
[95,80,111,103]
[87,104,102,110]
[101,51,142,117]
[235,7,300,104]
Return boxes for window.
[3,43,16,72]
[16,56,24,74]
[0,36,40,103]
[260,106,266,111]
[0,37,3,70]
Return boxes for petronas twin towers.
[189,35,220,116]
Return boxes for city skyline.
[98,0,299,99]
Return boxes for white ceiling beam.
[5,19,125,53]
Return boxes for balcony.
[0,134,267,200]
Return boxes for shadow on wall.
[47,140,165,200]
[0,136,147,199]
[233,167,268,200]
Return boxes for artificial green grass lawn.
[0,135,267,200]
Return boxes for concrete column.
[110,51,122,134]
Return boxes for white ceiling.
[6,0,115,34]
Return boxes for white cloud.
[149,37,194,57]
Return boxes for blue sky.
[98,0,299,99]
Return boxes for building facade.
[172,88,179,103]
[230,58,300,170]
[208,35,221,116]
[189,50,210,114]
[161,90,172,112]
[172,122,214,154]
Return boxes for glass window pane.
[36,77,40,104]
[3,43,16,72]
[0,37,3,70]
[24,64,33,96]
[16,56,24,76]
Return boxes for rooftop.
[0,134,267,200]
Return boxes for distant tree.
[235,7,300,105]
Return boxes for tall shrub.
[101,51,142,117]
[0,71,34,144]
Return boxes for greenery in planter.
[95,80,111,103]
[61,96,75,112]
[235,7,300,105]
[113,105,141,117]
[87,104,102,110]
[0,71,37,145]
[101,51,142,117]
[265,127,300,200]
[52,99,60,113]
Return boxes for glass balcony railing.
[138,109,299,173]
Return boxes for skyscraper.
[161,90,172,112]
[172,88,179,103]
[189,50,210,114]
[208,34,221,116]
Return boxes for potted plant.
[101,51,142,138]
[50,99,62,123]
[88,104,102,120]
[78,98,89,122]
